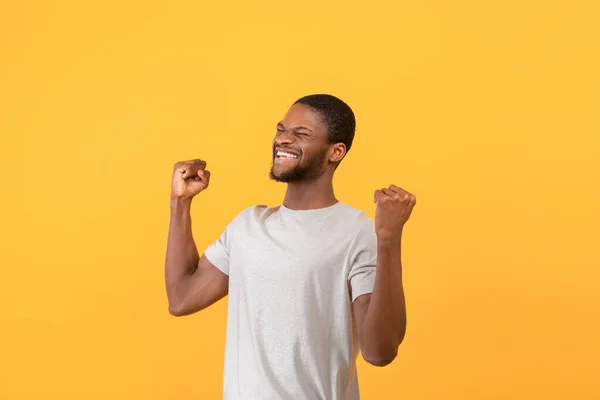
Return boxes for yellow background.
[1,0,599,399]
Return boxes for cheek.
[304,149,328,166]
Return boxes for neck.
[282,174,337,210]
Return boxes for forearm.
[363,235,407,360]
[165,198,200,304]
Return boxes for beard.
[269,147,329,183]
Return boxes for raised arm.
[353,185,416,366]
[165,159,228,317]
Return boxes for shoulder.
[239,204,278,218]
[228,204,278,226]
[335,204,378,263]
[337,202,376,234]
[330,203,377,251]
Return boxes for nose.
[274,129,294,147]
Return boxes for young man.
[165,94,416,399]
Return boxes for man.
[165,94,416,399]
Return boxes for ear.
[329,143,347,163]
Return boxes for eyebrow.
[277,123,313,132]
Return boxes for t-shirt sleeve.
[348,221,378,302]
[203,210,245,276]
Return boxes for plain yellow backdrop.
[1,1,599,399]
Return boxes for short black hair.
[294,94,356,155]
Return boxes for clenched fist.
[374,185,416,242]
[171,159,211,200]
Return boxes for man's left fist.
[374,185,416,241]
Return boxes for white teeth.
[277,151,298,159]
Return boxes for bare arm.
[165,159,228,316]
[353,238,406,366]
[353,185,416,367]
[165,197,228,316]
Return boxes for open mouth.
[275,150,300,164]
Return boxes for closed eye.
[295,131,312,139]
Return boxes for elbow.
[168,301,189,317]
[166,285,191,317]
[363,349,398,367]
[362,335,404,367]
[168,304,184,317]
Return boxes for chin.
[270,167,300,183]
[269,169,290,183]
[269,158,316,183]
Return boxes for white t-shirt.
[204,202,377,400]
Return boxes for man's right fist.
[171,159,211,199]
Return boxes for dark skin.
[269,103,345,209]
[165,103,416,367]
